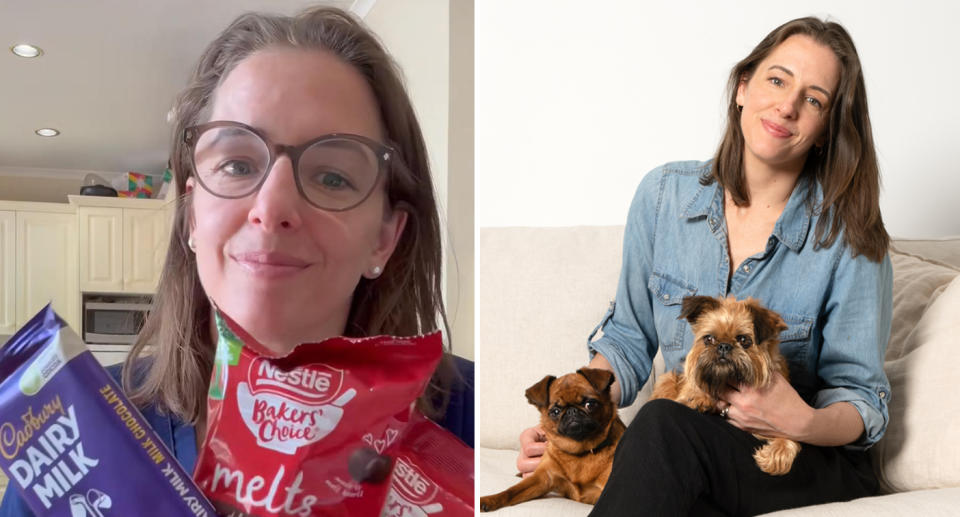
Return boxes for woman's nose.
[247,155,303,231]
[776,91,802,119]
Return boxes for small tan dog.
[651,295,801,475]
[479,368,625,512]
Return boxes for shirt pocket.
[648,271,698,351]
[777,313,814,384]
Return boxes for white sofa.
[476,226,960,516]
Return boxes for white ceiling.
[0,0,362,179]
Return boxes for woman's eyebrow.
[768,64,832,98]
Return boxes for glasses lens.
[299,138,381,209]
[192,125,270,197]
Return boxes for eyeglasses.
[183,121,396,211]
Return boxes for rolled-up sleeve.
[588,169,663,408]
[815,246,893,449]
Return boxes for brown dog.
[480,368,625,512]
[651,295,801,475]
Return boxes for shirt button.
[663,294,670,301]
[709,217,717,226]
[880,391,886,399]
[743,265,751,273]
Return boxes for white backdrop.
[476,1,960,238]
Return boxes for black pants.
[588,399,878,517]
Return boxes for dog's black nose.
[717,342,732,355]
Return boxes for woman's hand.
[717,371,814,441]
[717,372,866,446]
[517,425,547,477]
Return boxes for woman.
[518,17,890,516]
[0,6,472,515]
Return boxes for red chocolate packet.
[193,310,443,516]
[381,411,474,517]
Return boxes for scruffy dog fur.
[651,295,801,475]
[479,368,625,511]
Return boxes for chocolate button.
[348,447,393,483]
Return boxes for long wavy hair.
[707,17,889,262]
[123,6,454,424]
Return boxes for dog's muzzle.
[558,408,600,440]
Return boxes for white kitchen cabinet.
[123,207,166,292]
[78,206,123,292]
[74,200,173,294]
[156,200,175,280]
[0,211,15,335]
[15,211,79,331]
[0,198,170,338]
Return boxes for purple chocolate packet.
[0,305,216,516]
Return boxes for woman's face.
[186,47,407,354]
[736,34,841,174]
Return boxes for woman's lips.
[231,251,310,278]
[761,119,793,138]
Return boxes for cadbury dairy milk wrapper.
[193,310,443,516]
[0,304,216,516]
[380,411,473,517]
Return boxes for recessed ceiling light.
[11,43,43,58]
[35,128,60,137]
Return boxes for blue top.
[587,160,892,449]
[0,356,473,515]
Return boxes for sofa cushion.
[873,272,960,492]
[477,447,596,516]
[891,237,960,270]
[476,227,960,513]
[760,487,960,516]
[478,446,960,516]
[476,226,628,449]
[886,249,960,359]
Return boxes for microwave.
[83,294,152,345]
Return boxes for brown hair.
[707,16,889,262]
[123,6,455,424]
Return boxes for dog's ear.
[744,298,788,344]
[679,296,723,324]
[576,368,615,393]
[525,375,556,409]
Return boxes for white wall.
[476,0,960,238]
[366,0,449,206]
[446,0,475,360]
[365,0,475,359]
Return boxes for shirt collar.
[680,174,819,252]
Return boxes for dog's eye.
[549,406,562,418]
[703,335,717,346]
[584,399,598,412]
[736,335,753,348]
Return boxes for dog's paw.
[753,438,801,476]
[479,495,499,512]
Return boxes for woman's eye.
[311,171,355,191]
[769,76,784,87]
[218,159,257,177]
[805,96,823,109]
[736,335,753,348]
[703,335,716,346]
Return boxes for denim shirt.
[587,160,893,449]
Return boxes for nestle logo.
[248,360,343,404]
[393,457,437,505]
